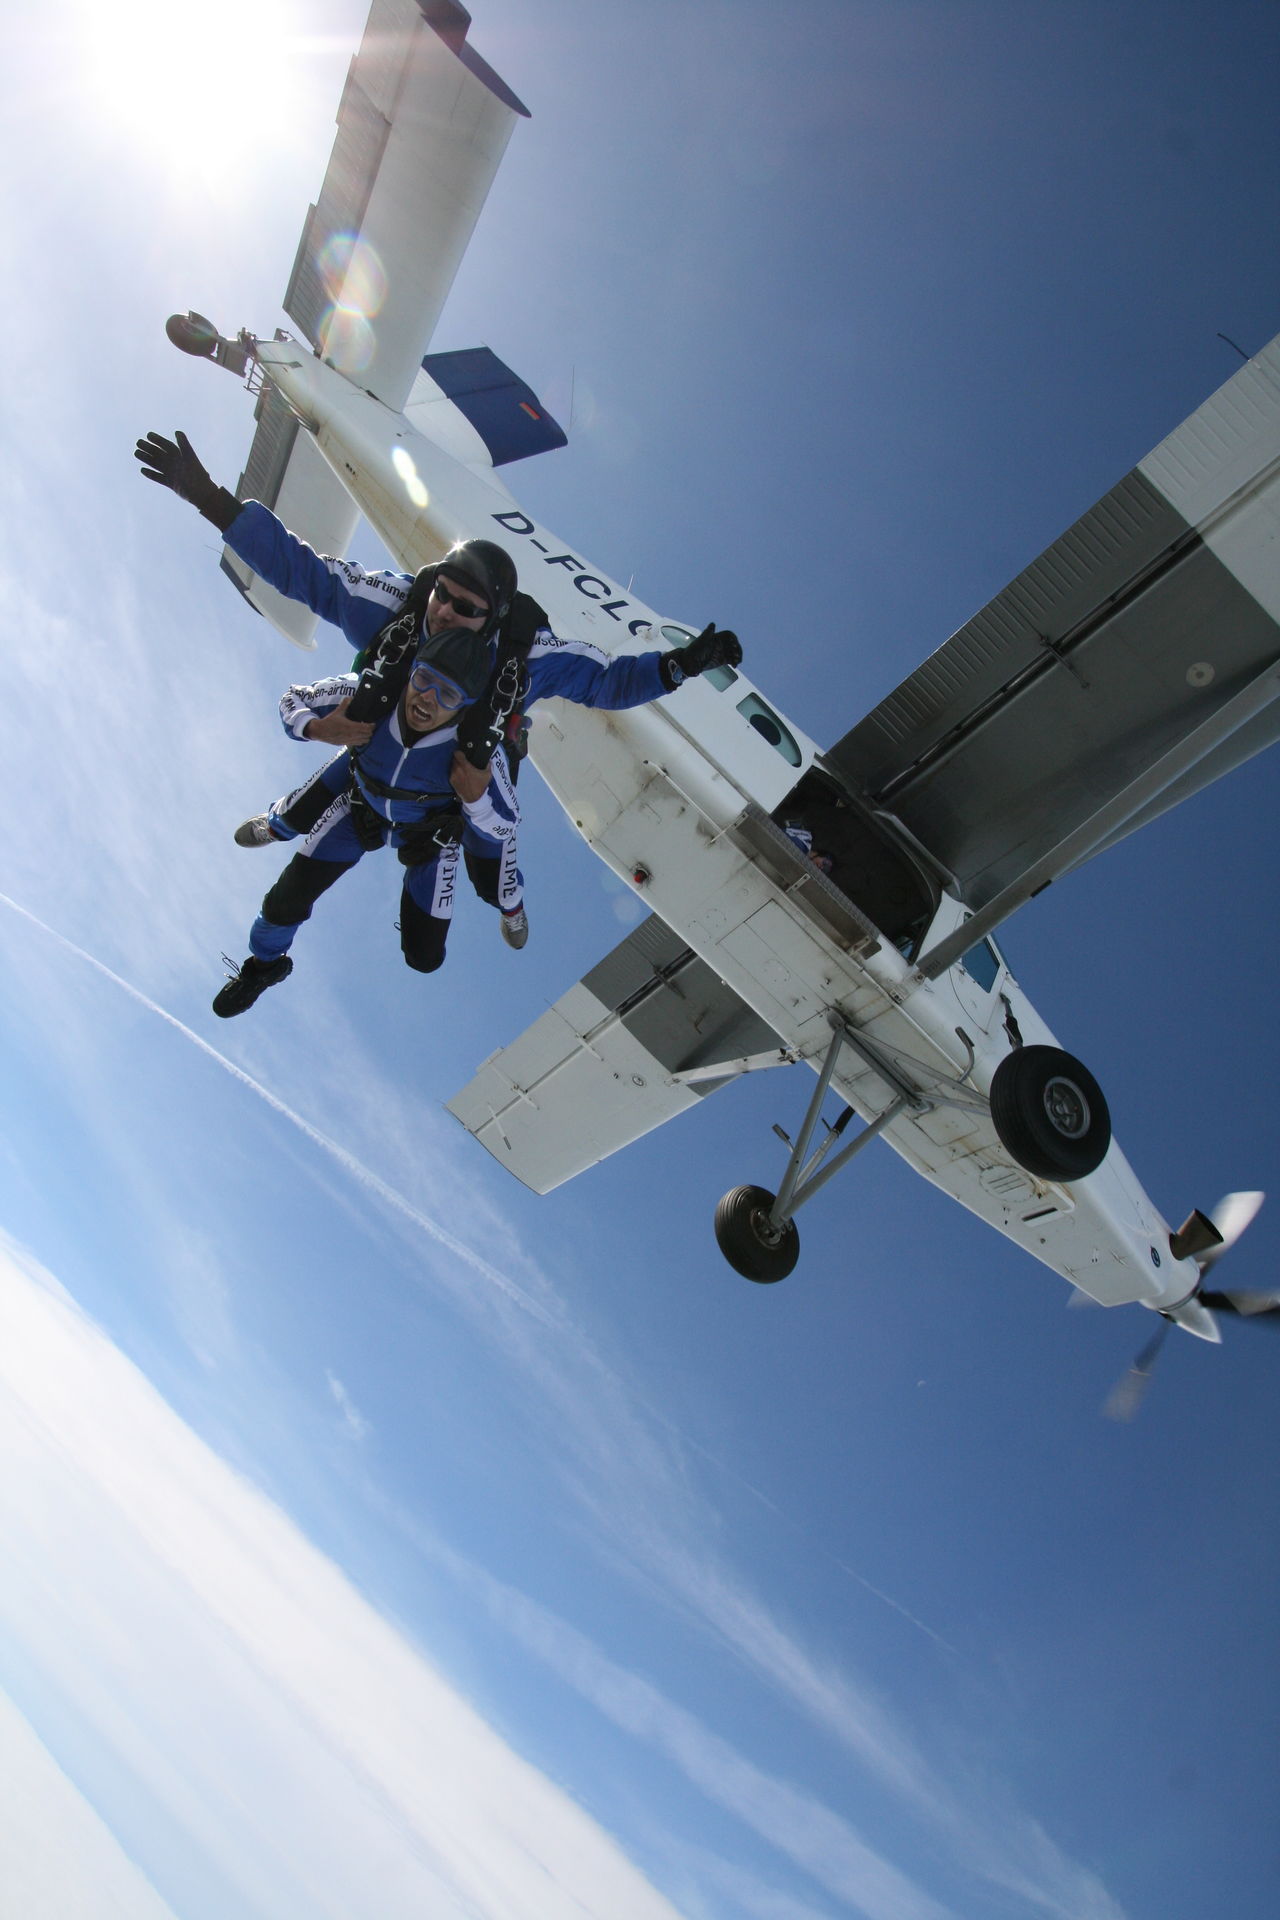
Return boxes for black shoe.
[212,953,293,1018]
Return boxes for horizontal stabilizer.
[420,348,567,466]
[447,915,787,1192]
[221,385,362,649]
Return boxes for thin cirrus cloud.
[392,1519,1129,1920]
[400,1537,958,1920]
[0,1233,687,1920]
[0,892,1128,1920]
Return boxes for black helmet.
[436,538,517,636]
[413,627,492,703]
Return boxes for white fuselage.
[252,336,1210,1331]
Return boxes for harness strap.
[346,565,438,725]
[455,590,543,769]
[353,763,457,808]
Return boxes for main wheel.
[989,1045,1111,1181]
[714,1185,800,1283]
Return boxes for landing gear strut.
[713,1018,924,1283]
[712,1017,1114,1283]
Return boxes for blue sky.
[2,1,1279,1915]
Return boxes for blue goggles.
[408,662,468,711]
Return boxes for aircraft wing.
[446,915,790,1193]
[826,335,1280,935]
[221,0,529,644]
[221,384,363,648]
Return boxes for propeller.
[1103,1191,1268,1419]
[1103,1324,1170,1422]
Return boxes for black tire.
[990,1045,1111,1181]
[714,1185,800,1283]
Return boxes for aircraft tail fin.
[411,347,568,468]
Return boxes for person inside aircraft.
[134,428,743,959]
[773,773,940,958]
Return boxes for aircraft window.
[661,625,738,690]
[960,938,1001,993]
[736,695,802,766]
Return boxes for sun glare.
[73,0,322,188]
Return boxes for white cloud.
[657,1836,847,1920]
[0,1687,178,1920]
[326,1369,371,1441]
[407,1544,955,1920]
[0,1233,686,1920]
[642,1550,1129,1920]
[0,900,1129,1920]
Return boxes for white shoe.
[500,906,528,949]
[234,814,279,848]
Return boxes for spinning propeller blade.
[1103,1326,1169,1422]
[1202,1190,1266,1272]
[1197,1191,1275,1318]
[1103,1193,1268,1416]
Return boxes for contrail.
[1,890,952,1653]
[0,891,560,1329]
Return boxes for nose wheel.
[714,1185,801,1283]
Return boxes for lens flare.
[392,448,430,510]
[316,233,388,316]
[318,306,376,375]
[313,235,388,374]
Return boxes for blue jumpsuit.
[224,503,666,712]
[224,504,670,972]
[247,672,521,972]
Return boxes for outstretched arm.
[525,621,744,711]
[134,428,412,654]
[134,430,241,531]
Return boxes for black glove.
[660,622,743,690]
[134,430,241,532]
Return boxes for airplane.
[163,0,1280,1363]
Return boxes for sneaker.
[234,814,279,848]
[500,906,529,950]
[212,953,293,1018]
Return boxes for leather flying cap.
[437,539,517,635]
[413,626,491,702]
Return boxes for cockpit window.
[960,938,1002,993]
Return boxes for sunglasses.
[408,662,468,711]
[432,576,489,621]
